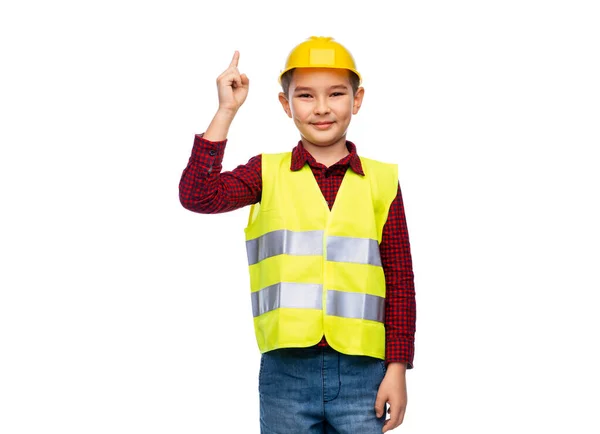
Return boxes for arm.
[179,51,261,213]
[374,182,416,432]
[382,183,416,368]
[178,135,261,213]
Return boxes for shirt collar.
[290,140,365,176]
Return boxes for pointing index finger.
[230,50,240,68]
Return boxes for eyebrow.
[293,84,349,92]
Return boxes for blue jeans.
[258,345,386,433]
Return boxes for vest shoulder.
[262,152,291,161]
[359,155,397,168]
[261,153,292,182]
[359,156,398,180]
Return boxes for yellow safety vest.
[244,152,398,359]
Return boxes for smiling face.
[279,68,364,150]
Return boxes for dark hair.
[280,69,360,98]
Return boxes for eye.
[331,92,345,97]
[296,93,312,98]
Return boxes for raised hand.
[216,51,250,113]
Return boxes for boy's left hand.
[375,362,407,432]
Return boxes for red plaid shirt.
[179,134,416,368]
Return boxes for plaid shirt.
[179,134,416,368]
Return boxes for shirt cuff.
[386,360,414,370]
[191,133,227,163]
[385,340,415,369]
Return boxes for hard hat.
[278,36,362,84]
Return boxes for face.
[279,68,364,149]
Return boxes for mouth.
[311,121,335,130]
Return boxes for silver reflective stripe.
[246,230,324,265]
[326,236,382,266]
[326,290,385,323]
[251,283,323,317]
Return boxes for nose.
[313,96,331,115]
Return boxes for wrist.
[386,362,407,373]
[215,106,238,120]
[204,108,236,141]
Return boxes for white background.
[1,0,599,433]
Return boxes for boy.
[179,36,416,433]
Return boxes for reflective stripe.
[251,283,323,317]
[246,230,324,265]
[326,236,382,266]
[246,231,382,267]
[326,290,385,323]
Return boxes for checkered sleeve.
[380,183,417,369]
[179,134,262,213]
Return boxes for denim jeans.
[258,345,386,433]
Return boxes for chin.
[305,136,341,147]
[304,131,343,146]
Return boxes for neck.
[301,137,349,168]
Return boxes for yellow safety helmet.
[278,36,362,84]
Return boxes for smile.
[311,122,334,130]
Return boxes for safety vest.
[244,152,398,359]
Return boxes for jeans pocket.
[379,360,387,376]
[258,354,265,392]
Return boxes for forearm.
[384,285,416,368]
[204,108,237,142]
[179,134,261,213]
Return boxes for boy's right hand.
[216,51,249,113]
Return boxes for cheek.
[333,104,353,119]
[290,102,311,121]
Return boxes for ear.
[352,87,365,115]
[278,92,292,118]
